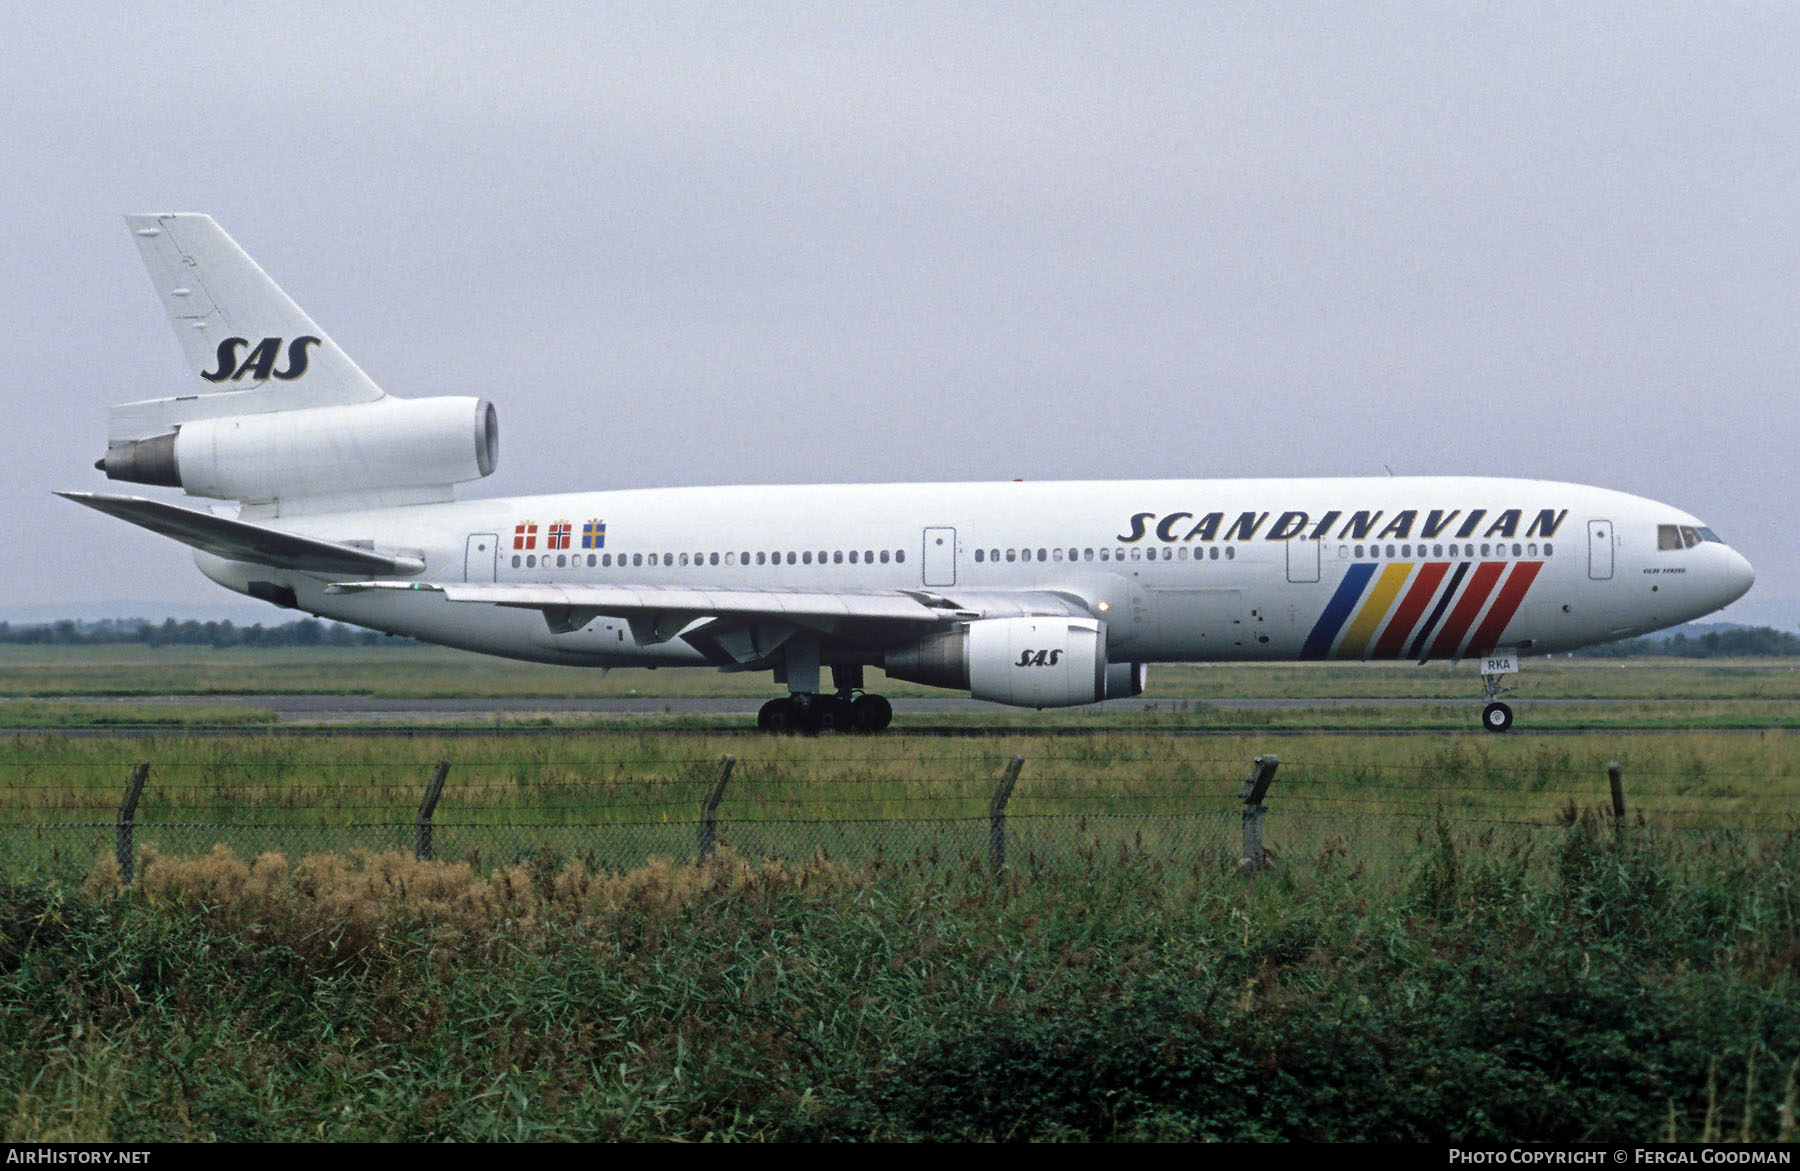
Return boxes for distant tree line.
[1572,626,1800,658]
[0,618,406,648]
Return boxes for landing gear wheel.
[813,697,855,733]
[1482,701,1514,733]
[851,693,893,732]
[760,697,802,734]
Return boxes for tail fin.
[95,215,497,513]
[112,214,384,442]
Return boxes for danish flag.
[512,522,538,550]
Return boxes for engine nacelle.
[885,617,1145,708]
[99,396,498,503]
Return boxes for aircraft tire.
[851,694,893,732]
[813,696,856,733]
[1482,702,1514,733]
[760,697,801,733]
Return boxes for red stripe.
[1371,562,1450,659]
[1426,562,1506,660]
[1464,561,1544,657]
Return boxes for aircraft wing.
[326,579,1092,665]
[58,492,425,577]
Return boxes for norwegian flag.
[548,521,572,550]
[582,520,606,549]
[512,522,538,550]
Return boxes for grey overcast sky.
[4,3,1795,625]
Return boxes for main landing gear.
[756,660,894,734]
[756,691,893,734]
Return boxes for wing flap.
[327,580,973,634]
[58,491,424,576]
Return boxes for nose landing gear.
[1479,662,1515,733]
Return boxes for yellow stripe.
[1335,563,1413,659]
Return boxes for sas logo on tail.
[200,336,321,382]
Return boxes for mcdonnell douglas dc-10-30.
[63,215,1755,732]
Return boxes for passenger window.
[896,550,905,563]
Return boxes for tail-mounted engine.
[98,397,498,505]
[884,617,1146,708]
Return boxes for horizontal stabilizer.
[58,492,423,576]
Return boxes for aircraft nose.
[1720,547,1755,606]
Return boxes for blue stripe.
[1301,562,1376,659]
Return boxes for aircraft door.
[1587,519,1613,580]
[922,527,957,586]
[465,533,498,583]
[1285,537,1320,583]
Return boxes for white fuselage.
[197,475,1754,670]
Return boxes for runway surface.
[8,692,1789,736]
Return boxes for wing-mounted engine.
[95,213,498,513]
[884,617,1146,708]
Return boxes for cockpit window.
[1659,523,1726,550]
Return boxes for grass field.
[6,642,1800,699]
[4,649,1798,1140]
[3,643,1798,732]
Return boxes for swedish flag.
[582,520,606,549]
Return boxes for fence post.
[1608,761,1626,823]
[698,755,735,862]
[116,760,149,885]
[415,760,450,861]
[988,755,1025,875]
[1240,754,1279,878]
